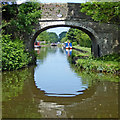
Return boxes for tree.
[75,29,91,47]
[58,31,67,42]
[2,2,42,40]
[66,28,77,43]
[36,31,59,43]
[80,2,120,24]
[37,31,49,42]
[64,28,91,47]
[48,32,59,43]
[61,37,67,43]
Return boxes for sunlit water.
[2,47,119,118]
[35,47,88,97]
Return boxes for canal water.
[2,47,119,118]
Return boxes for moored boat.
[64,42,72,49]
[34,41,41,48]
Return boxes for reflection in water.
[2,47,119,118]
[35,47,87,97]
[38,100,66,118]
[66,49,72,56]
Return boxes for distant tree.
[75,29,91,47]
[48,32,59,43]
[61,37,67,43]
[37,31,49,42]
[65,28,91,47]
[58,31,67,42]
[36,31,59,43]
[66,28,77,43]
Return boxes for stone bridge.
[25,3,119,57]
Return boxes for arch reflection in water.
[2,47,119,118]
[34,47,88,97]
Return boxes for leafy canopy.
[80,2,120,24]
[2,2,42,39]
[62,28,91,48]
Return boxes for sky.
[41,0,86,3]
[47,27,70,36]
[17,0,86,4]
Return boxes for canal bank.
[70,46,120,75]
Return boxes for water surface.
[2,47,119,118]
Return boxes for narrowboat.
[64,42,72,49]
[34,41,41,48]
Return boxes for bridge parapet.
[40,3,93,21]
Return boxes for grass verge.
[73,46,120,75]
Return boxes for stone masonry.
[26,3,119,57]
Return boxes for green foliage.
[37,31,59,43]
[2,2,18,21]
[72,65,119,83]
[48,32,58,43]
[72,42,77,46]
[97,53,120,62]
[89,0,120,2]
[66,28,77,43]
[73,50,120,74]
[2,2,42,70]
[80,2,120,24]
[2,2,42,39]
[73,46,91,57]
[65,28,91,47]
[74,29,91,47]
[61,37,67,43]
[70,47,120,74]
[76,58,120,74]
[2,34,32,70]
[58,31,67,42]
[37,31,49,42]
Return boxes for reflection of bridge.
[2,66,118,118]
[26,67,118,118]
[24,3,119,58]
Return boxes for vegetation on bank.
[73,46,91,57]
[2,34,32,71]
[2,2,42,71]
[71,46,120,74]
[70,64,119,84]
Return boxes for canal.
[2,47,119,118]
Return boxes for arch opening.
[32,24,99,57]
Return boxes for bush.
[2,34,32,70]
[72,42,77,46]
[97,53,120,62]
[76,57,120,74]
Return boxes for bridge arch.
[31,21,100,57]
